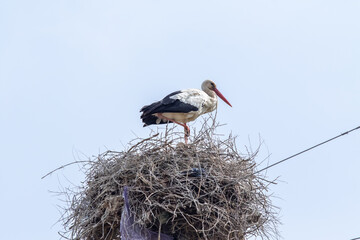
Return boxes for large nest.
[59,120,278,240]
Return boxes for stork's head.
[202,80,232,107]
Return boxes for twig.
[127,133,159,153]
[41,160,92,179]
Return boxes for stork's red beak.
[214,88,232,107]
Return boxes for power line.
[254,125,360,175]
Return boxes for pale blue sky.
[1,0,359,239]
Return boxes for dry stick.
[41,160,92,179]
[127,133,159,152]
[158,223,161,240]
[254,125,360,175]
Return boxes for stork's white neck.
[204,89,216,99]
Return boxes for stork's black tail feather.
[140,101,161,116]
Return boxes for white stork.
[140,80,232,143]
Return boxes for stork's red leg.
[155,113,190,144]
[184,124,190,144]
[184,124,190,137]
